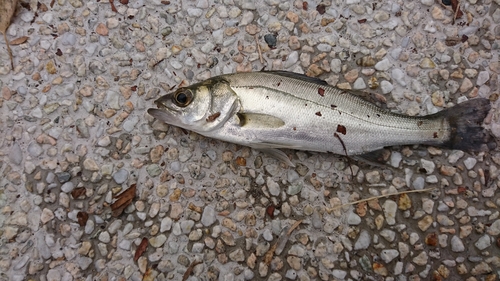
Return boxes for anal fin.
[353,149,391,167]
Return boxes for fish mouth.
[148,96,185,127]
[147,108,183,127]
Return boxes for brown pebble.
[96,23,109,36]
[245,24,261,35]
[235,156,246,166]
[288,36,301,50]
[306,64,323,77]
[2,86,11,100]
[286,11,299,23]
[46,60,57,74]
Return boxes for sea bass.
[148,71,494,166]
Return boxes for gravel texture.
[1,0,500,280]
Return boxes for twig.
[330,187,436,210]
[452,0,462,25]
[287,219,303,236]
[334,132,354,177]
[182,260,202,281]
[255,35,264,65]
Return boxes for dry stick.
[334,132,354,177]
[452,0,461,25]
[287,219,303,236]
[182,260,202,281]
[3,33,13,70]
[255,35,264,65]
[331,187,436,210]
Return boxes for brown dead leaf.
[445,36,461,46]
[264,243,277,265]
[111,183,136,217]
[109,0,117,12]
[0,0,18,70]
[134,237,148,261]
[10,35,28,45]
[71,187,86,199]
[451,0,463,21]
[77,211,89,226]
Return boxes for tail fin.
[436,98,496,151]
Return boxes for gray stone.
[201,206,216,226]
[113,169,129,184]
[354,230,371,250]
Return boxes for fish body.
[148,71,493,164]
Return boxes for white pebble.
[391,69,406,86]
[374,58,392,71]
[380,80,394,94]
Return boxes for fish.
[147,71,495,166]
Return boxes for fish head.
[147,78,239,133]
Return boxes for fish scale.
[221,72,449,154]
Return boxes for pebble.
[380,81,394,94]
[98,231,110,243]
[382,200,397,225]
[374,58,392,71]
[347,212,361,225]
[150,234,167,247]
[474,235,491,250]
[9,142,23,165]
[113,169,129,184]
[451,236,465,252]
[352,78,366,89]
[354,230,371,250]
[40,208,54,224]
[380,249,399,263]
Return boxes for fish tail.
[436,98,496,151]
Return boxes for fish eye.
[173,90,193,107]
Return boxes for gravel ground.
[1,0,500,280]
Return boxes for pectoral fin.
[236,113,285,129]
[259,148,295,167]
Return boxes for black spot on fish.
[336,124,346,135]
[376,113,381,117]
[266,96,269,99]
[367,115,370,118]
[293,127,296,131]
[318,87,325,97]
[331,104,337,109]
[417,121,423,127]
[206,112,221,122]
[433,132,438,138]
[315,111,322,116]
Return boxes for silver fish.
[148,71,494,166]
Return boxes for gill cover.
[147,78,239,133]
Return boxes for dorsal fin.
[263,71,329,86]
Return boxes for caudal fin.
[437,98,496,151]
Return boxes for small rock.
[382,200,397,225]
[150,234,167,247]
[451,236,465,252]
[354,230,371,250]
[113,169,129,184]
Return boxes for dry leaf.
[0,0,18,69]
[77,211,89,226]
[134,237,148,261]
[71,187,86,199]
[109,0,117,12]
[111,184,136,217]
[10,35,28,45]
